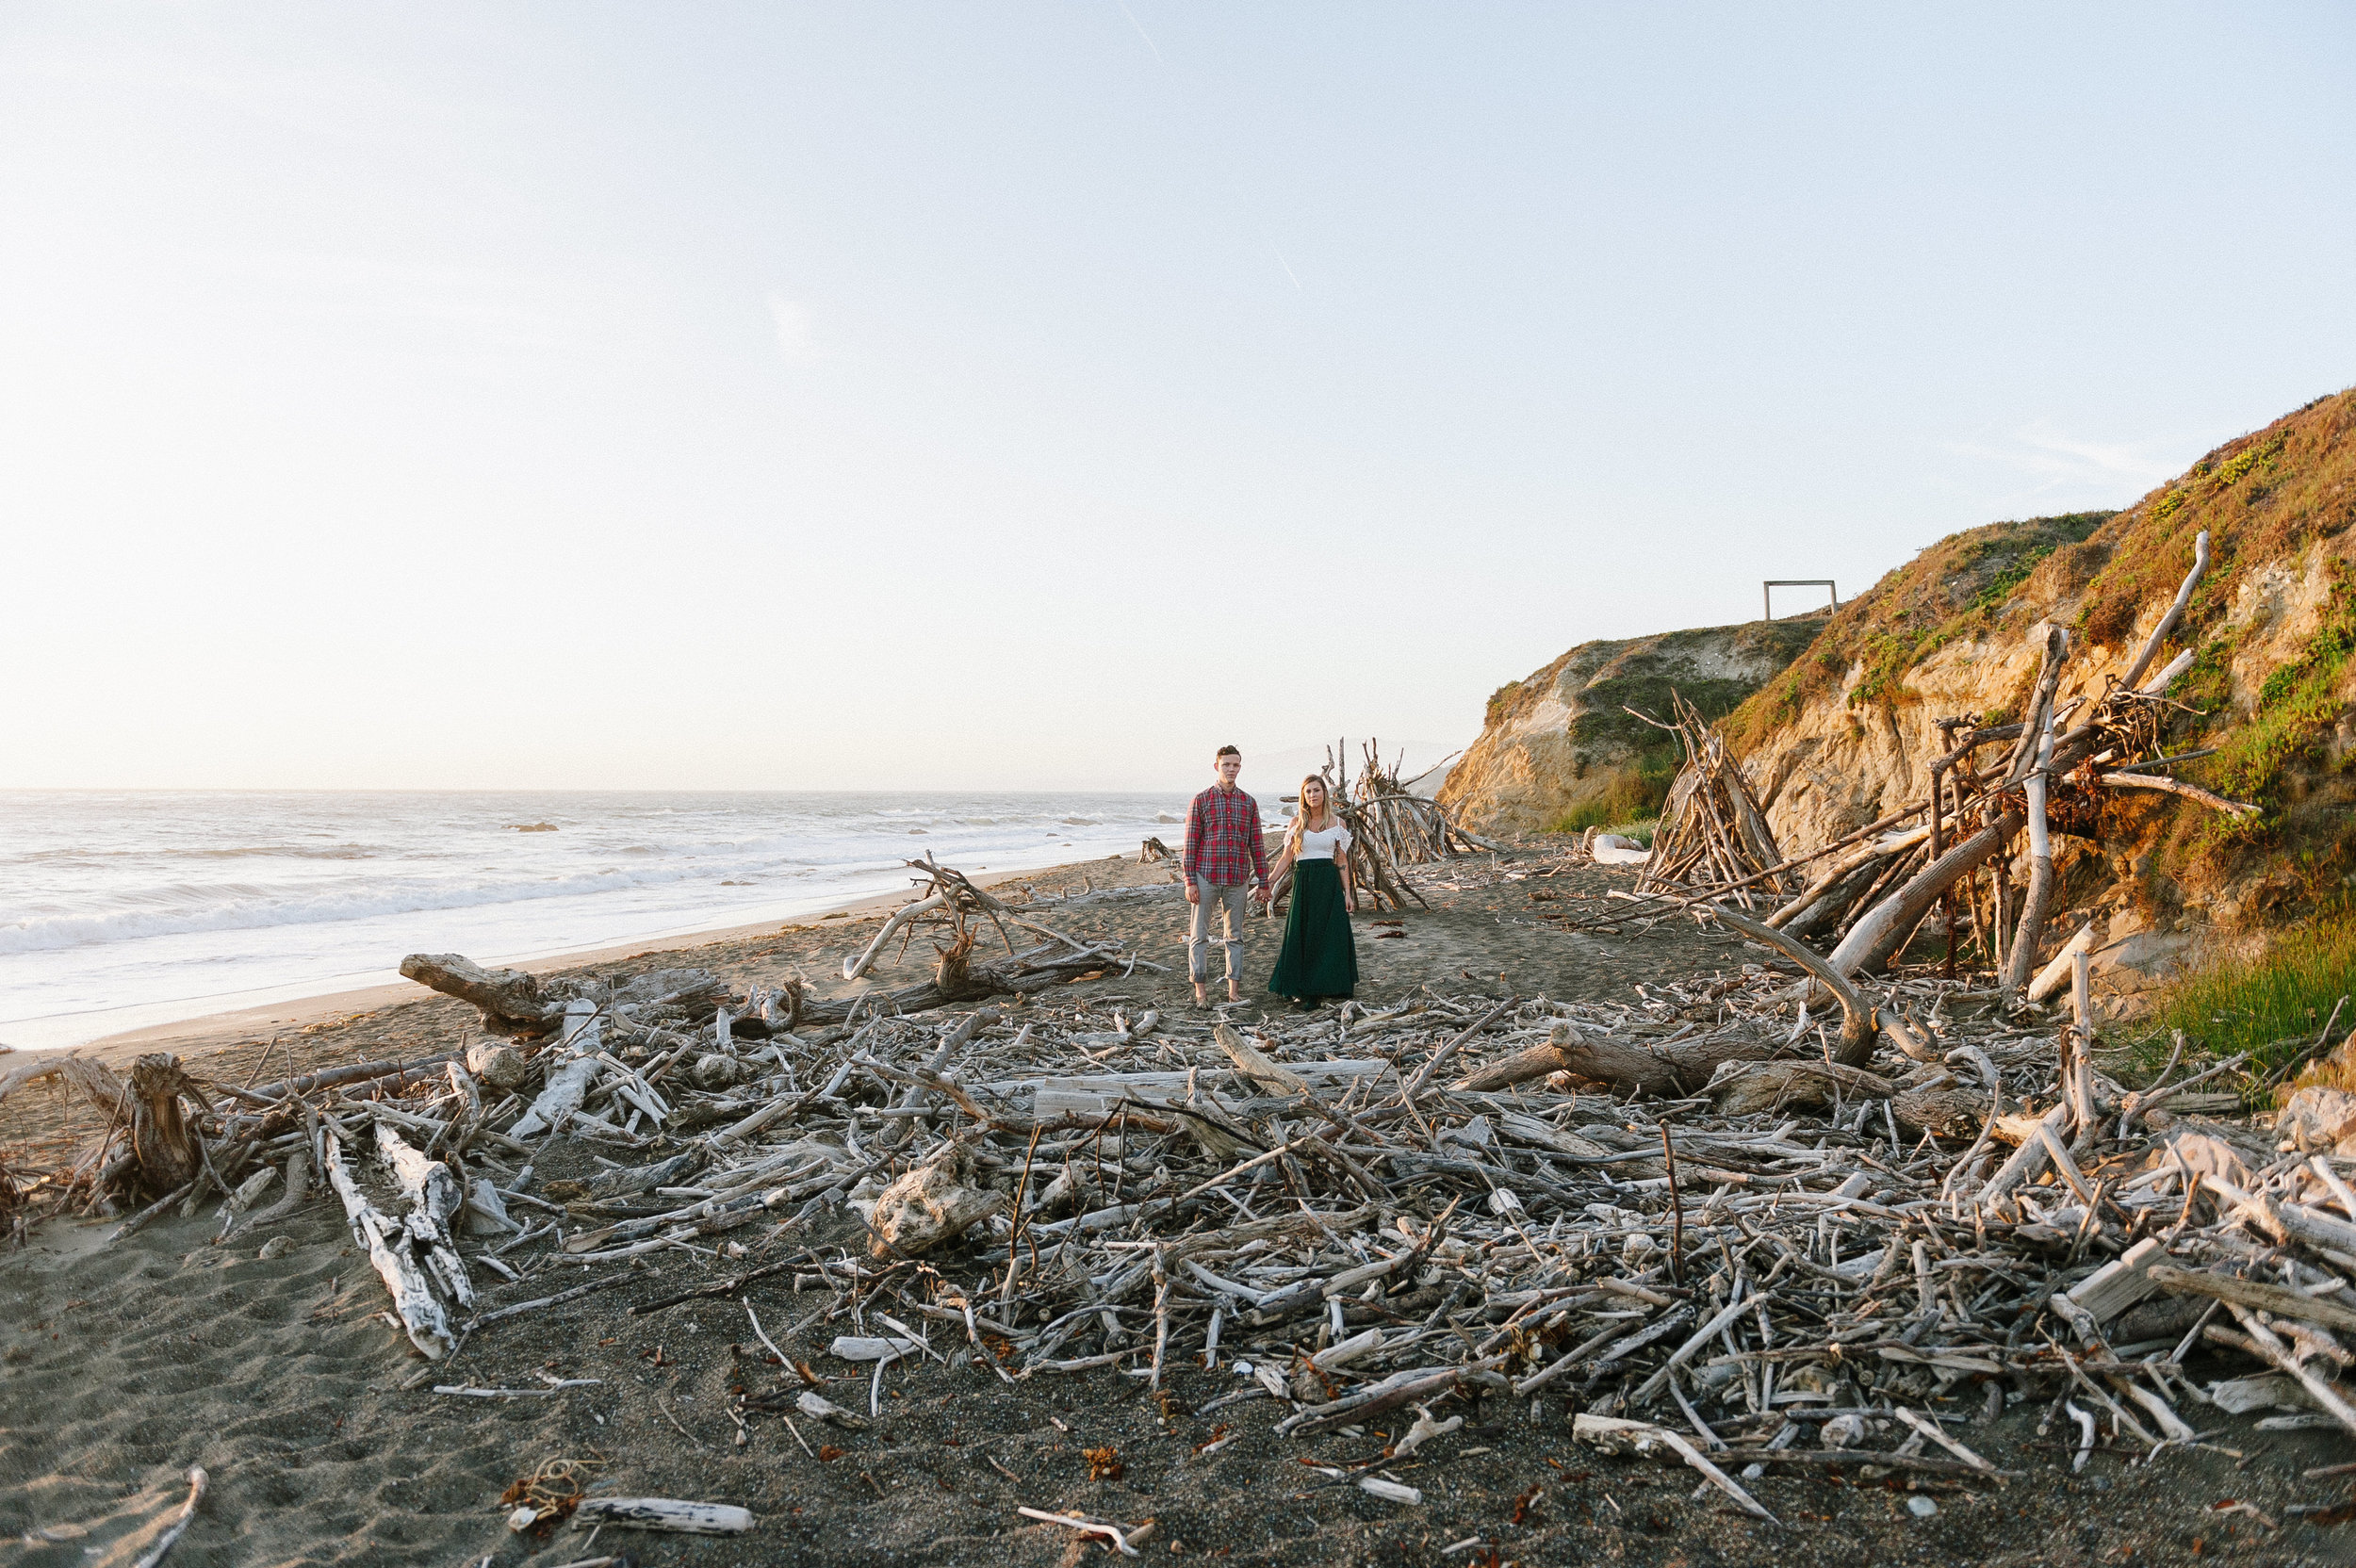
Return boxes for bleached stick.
[373,1120,475,1309]
[843,892,947,980]
[511,1001,602,1139]
[1574,1413,1776,1522]
[571,1498,753,1534]
[2119,530,2209,691]
[129,1465,208,1568]
[323,1129,452,1359]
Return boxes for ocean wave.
[9,842,385,863]
[0,859,792,955]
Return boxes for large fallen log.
[1824,808,2023,979]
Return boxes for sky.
[2,4,2351,792]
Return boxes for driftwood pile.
[1564,531,2252,1006]
[1633,692,1794,906]
[1267,740,1504,917]
[335,890,2348,1513]
[6,833,2350,1522]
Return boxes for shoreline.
[41,850,1148,1069]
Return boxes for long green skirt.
[1268,858,1360,1000]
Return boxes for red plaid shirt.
[1184,784,1270,887]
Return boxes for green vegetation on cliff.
[1724,512,2114,751]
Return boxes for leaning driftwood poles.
[1634,693,1791,902]
[1824,808,2024,980]
[1999,622,2072,1000]
[1613,527,2243,995]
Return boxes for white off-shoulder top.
[1295,823,1351,861]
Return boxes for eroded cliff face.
[1442,386,2356,1008]
[1719,387,2356,1004]
[1437,617,1824,836]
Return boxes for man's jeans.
[1187,880,1252,984]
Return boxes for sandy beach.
[1,845,2342,1567]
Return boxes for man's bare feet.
[1193,984,1210,1008]
[1226,984,1242,1004]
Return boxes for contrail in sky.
[1118,1,1164,63]
[1272,245,1302,290]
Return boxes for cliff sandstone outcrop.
[1444,384,2356,1008]
[1436,618,1824,837]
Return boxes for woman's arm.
[1336,835,1358,910]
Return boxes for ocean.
[0,790,1196,1051]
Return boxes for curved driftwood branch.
[1707,906,1873,1065]
[843,892,947,981]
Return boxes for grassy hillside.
[1724,384,2356,950]
[1723,510,2116,751]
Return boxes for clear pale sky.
[4,5,2350,792]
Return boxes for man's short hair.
[1215,745,1241,761]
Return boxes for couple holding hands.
[1181,744,1359,1011]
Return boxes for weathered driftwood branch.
[510,1001,601,1139]
[1707,906,1873,1063]
[220,1151,310,1244]
[374,1121,475,1309]
[1452,1017,1810,1099]
[323,1128,453,1359]
[399,953,554,1037]
[129,1465,208,1568]
[2119,529,2210,691]
[2096,771,2260,819]
[571,1498,753,1534]
[843,892,947,981]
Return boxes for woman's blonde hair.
[1286,775,1336,857]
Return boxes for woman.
[1267,776,1361,1009]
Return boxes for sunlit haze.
[5,5,2351,791]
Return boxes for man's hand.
[1185,882,1200,906]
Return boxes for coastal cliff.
[1435,617,1826,837]
[1443,385,2356,1003]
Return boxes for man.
[1182,744,1270,1007]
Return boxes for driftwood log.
[323,1127,453,1359]
[400,953,555,1037]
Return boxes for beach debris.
[1390,1406,1464,1459]
[867,1144,1003,1257]
[571,1497,753,1534]
[221,1152,308,1245]
[794,1390,867,1429]
[1015,1507,1147,1557]
[1359,1477,1423,1505]
[257,1235,295,1260]
[127,1465,207,1568]
[499,1456,601,1533]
